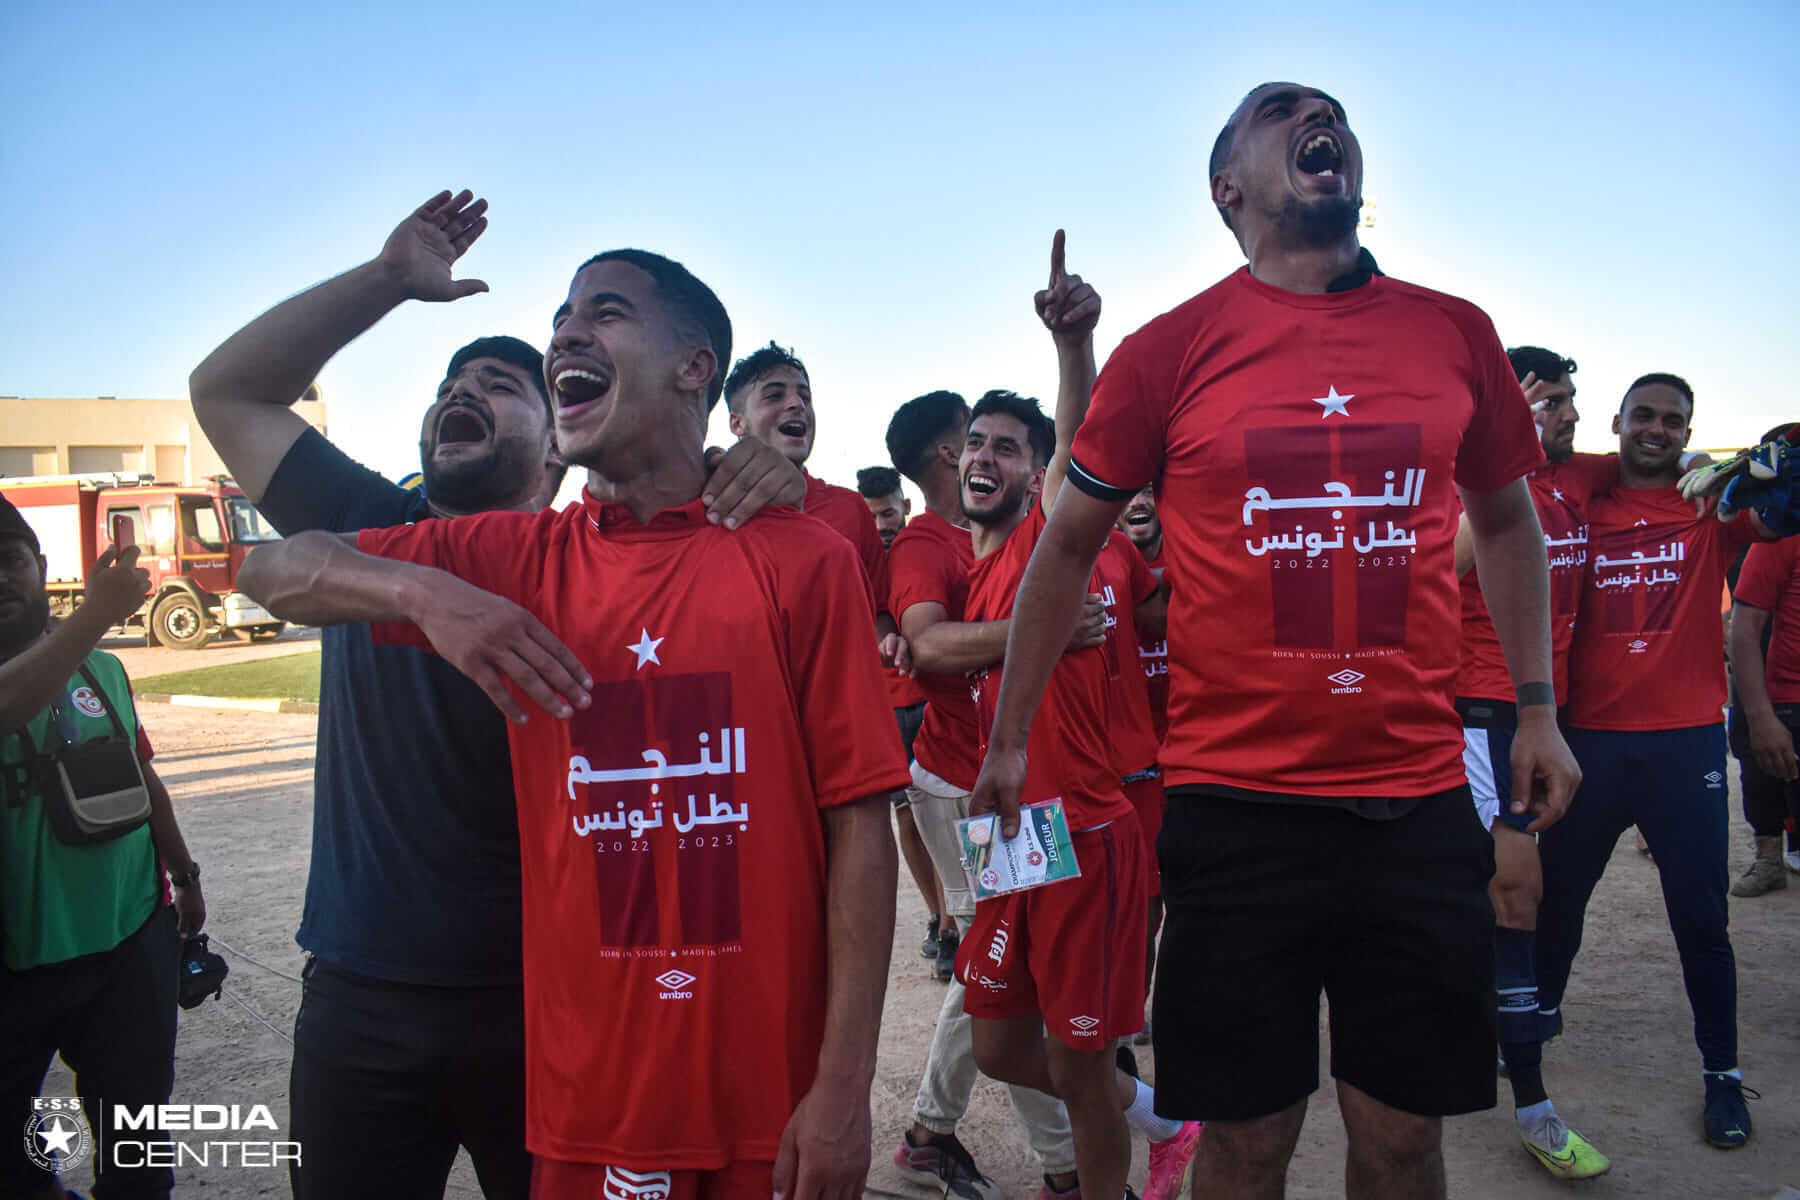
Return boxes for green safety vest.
[0,650,159,971]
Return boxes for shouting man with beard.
[967,84,1577,1200]
[190,192,803,1200]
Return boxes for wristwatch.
[169,862,200,888]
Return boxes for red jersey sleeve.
[356,510,548,648]
[781,537,913,809]
[1559,453,1621,498]
[1734,540,1794,611]
[1453,311,1545,492]
[1068,328,1177,500]
[134,717,154,764]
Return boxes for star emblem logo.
[1633,518,1648,527]
[1313,385,1354,418]
[38,1117,78,1156]
[1551,487,1565,501]
[627,629,664,670]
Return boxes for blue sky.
[5,1,1796,505]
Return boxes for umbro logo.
[1704,772,1724,788]
[655,970,696,998]
[1069,1015,1101,1036]
[1627,640,1649,653]
[1328,669,1365,694]
[603,1166,672,1200]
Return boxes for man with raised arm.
[2,498,206,1200]
[236,246,904,1200]
[953,237,1198,1200]
[189,193,801,1200]
[968,85,1577,1200]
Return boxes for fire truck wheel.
[152,592,213,650]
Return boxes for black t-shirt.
[258,429,521,985]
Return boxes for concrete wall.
[0,388,327,484]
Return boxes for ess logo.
[24,1100,93,1173]
[1704,772,1724,788]
[603,1166,673,1200]
[1327,669,1365,694]
[70,687,106,718]
[1628,640,1649,654]
[654,970,696,999]
[1069,1015,1101,1036]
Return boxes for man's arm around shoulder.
[238,531,590,724]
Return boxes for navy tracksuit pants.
[1536,724,1737,1073]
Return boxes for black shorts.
[1152,786,1496,1122]
[892,704,926,807]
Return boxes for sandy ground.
[38,701,1800,1200]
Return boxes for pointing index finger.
[1049,229,1066,288]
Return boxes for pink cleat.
[1143,1121,1202,1200]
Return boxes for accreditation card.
[956,799,1081,900]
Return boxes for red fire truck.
[1,473,285,649]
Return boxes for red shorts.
[954,816,1149,1049]
[532,1159,769,1200]
[1123,773,1164,897]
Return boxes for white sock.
[1515,1099,1556,1127]
[1123,1078,1183,1141]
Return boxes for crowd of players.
[8,78,1796,1200]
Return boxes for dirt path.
[41,705,1800,1198]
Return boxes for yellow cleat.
[1521,1116,1611,1180]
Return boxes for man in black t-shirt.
[190,191,804,1199]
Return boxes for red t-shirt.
[1734,538,1800,703]
[1566,487,1758,730]
[1456,454,1617,705]
[965,506,1134,830]
[1067,266,1543,798]
[357,496,911,1169]
[803,471,886,592]
[1134,542,1170,742]
[888,509,981,787]
[1096,531,1161,776]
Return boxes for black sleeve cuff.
[1066,455,1138,503]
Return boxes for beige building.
[0,387,327,483]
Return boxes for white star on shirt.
[1634,518,1649,527]
[1551,487,1565,501]
[1314,385,1354,418]
[627,629,665,670]
[37,1117,78,1155]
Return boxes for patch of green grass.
[134,650,322,703]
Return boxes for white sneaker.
[1785,850,1800,874]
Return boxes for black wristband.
[1515,681,1555,709]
